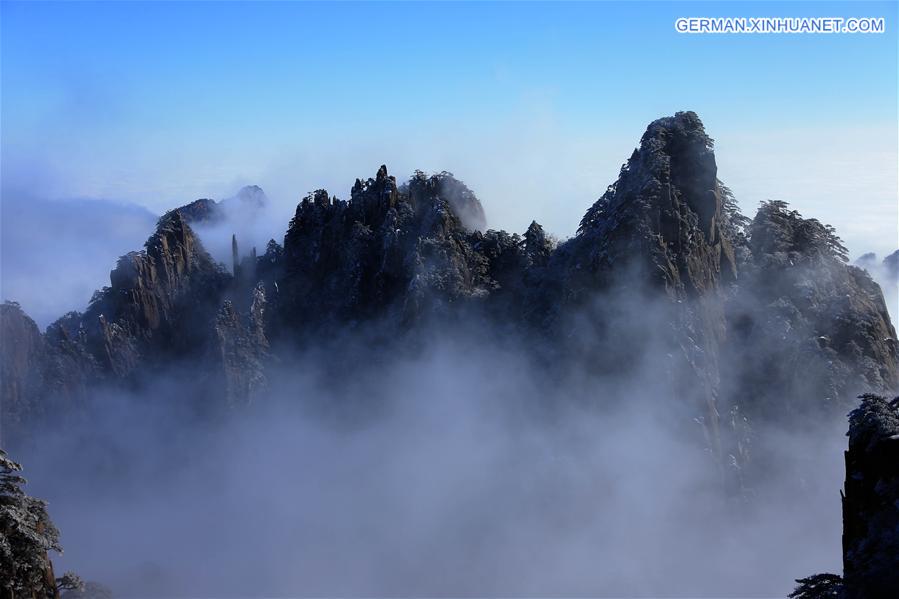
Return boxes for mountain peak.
[233,185,267,208]
[641,110,712,149]
[575,111,734,297]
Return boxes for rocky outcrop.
[571,111,736,295]
[0,212,244,433]
[80,211,230,376]
[174,185,268,225]
[841,394,899,597]
[213,285,269,408]
[790,394,899,597]
[175,198,223,224]
[277,166,501,333]
[724,203,898,421]
[403,170,487,232]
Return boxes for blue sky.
[2,0,897,317]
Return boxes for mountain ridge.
[2,112,896,453]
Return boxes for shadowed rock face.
[2,112,897,459]
[842,394,899,598]
[794,395,899,598]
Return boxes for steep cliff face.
[842,394,899,597]
[80,211,230,376]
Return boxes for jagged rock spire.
[232,234,240,278]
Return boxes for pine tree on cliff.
[1,449,61,598]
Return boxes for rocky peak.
[523,221,552,268]
[350,164,399,228]
[748,200,849,268]
[233,185,267,209]
[81,211,229,374]
[576,110,736,297]
[279,166,494,330]
[640,111,720,239]
[173,185,268,225]
[175,198,222,224]
[405,170,487,233]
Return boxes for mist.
[1,167,861,597]
[14,306,848,598]
[0,193,157,328]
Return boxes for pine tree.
[1,449,61,598]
